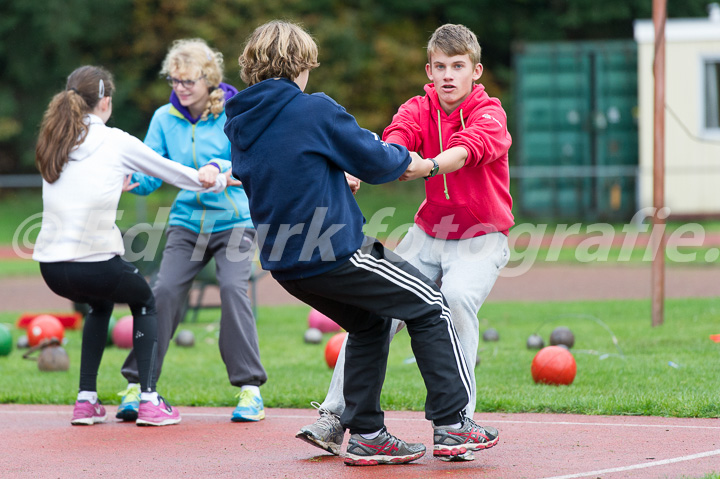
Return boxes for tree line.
[0,0,710,173]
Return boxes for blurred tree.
[0,0,132,172]
[0,0,713,173]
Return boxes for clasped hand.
[399,152,431,181]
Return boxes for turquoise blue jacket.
[130,102,253,234]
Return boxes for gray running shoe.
[344,427,426,466]
[433,416,499,461]
[295,402,345,455]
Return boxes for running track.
[1,405,719,478]
[2,245,719,477]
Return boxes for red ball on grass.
[112,315,134,349]
[308,308,342,333]
[531,345,576,386]
[27,315,65,347]
[325,332,347,369]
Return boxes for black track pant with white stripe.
[278,237,471,434]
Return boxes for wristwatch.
[425,157,439,179]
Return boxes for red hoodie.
[383,83,514,240]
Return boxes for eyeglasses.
[166,75,205,89]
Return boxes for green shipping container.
[513,40,638,221]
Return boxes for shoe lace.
[310,401,341,430]
[464,416,481,430]
[235,389,257,406]
[117,384,140,402]
[369,427,401,447]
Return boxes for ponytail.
[35,91,89,183]
[35,66,115,183]
[205,87,226,121]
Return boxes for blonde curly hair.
[161,38,226,120]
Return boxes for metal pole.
[651,0,666,327]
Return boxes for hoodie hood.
[224,78,302,151]
[170,82,238,124]
[69,114,107,161]
[423,82,487,120]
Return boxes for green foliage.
[0,0,133,169]
[2,0,713,173]
[1,297,720,419]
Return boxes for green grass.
[3,186,718,275]
[0,258,40,277]
[2,297,720,418]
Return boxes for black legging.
[40,256,158,393]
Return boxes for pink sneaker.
[71,400,107,425]
[136,396,181,426]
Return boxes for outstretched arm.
[117,130,227,193]
[328,119,410,185]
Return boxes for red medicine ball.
[325,332,347,369]
[531,346,576,385]
[27,315,65,347]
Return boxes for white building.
[634,4,720,216]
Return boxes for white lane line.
[3,410,720,432]
[540,449,720,479]
[482,419,720,430]
[250,413,720,430]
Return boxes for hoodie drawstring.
[436,108,466,200]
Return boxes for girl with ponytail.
[36,66,114,183]
[33,65,236,427]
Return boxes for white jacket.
[33,114,227,263]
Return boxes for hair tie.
[68,87,79,94]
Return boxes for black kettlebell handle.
[21,337,62,361]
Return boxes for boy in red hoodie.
[297,24,512,461]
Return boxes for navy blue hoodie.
[224,78,411,280]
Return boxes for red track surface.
[1,405,719,478]
[2,243,719,478]
[2,263,720,314]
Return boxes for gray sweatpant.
[121,225,267,388]
[320,226,509,419]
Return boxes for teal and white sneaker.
[231,389,265,422]
[115,383,141,421]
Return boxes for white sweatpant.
[321,225,509,419]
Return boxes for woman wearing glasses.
[118,39,267,423]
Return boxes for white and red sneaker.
[433,416,499,461]
[344,427,426,466]
[136,395,181,426]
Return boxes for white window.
[704,58,720,133]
